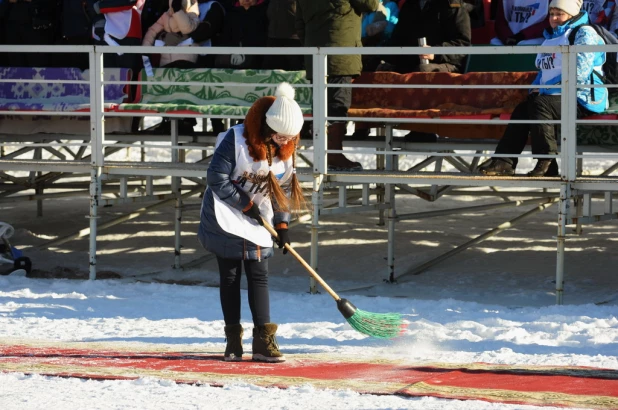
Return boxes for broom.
[262,218,406,339]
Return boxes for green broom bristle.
[346,309,406,339]
[337,298,407,339]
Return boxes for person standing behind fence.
[480,0,608,177]
[141,0,200,68]
[492,0,550,45]
[2,0,59,67]
[0,0,7,66]
[189,0,226,68]
[360,0,399,72]
[85,0,145,71]
[56,0,93,70]
[189,0,227,135]
[362,0,400,46]
[585,0,618,40]
[215,0,268,69]
[262,0,303,71]
[198,82,306,363]
[378,0,471,73]
[296,0,382,171]
[142,0,169,37]
[582,0,615,28]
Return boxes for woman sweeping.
[198,83,305,363]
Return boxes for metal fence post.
[90,47,105,168]
[309,49,328,294]
[554,44,578,303]
[89,167,101,281]
[171,120,182,269]
[562,45,578,182]
[88,46,104,280]
[556,183,570,305]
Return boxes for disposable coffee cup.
[418,37,429,65]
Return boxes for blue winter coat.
[197,128,292,260]
[532,12,608,113]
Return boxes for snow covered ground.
[2,192,618,409]
[1,131,618,409]
[1,273,617,410]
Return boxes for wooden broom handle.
[261,217,340,301]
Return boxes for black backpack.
[568,23,618,95]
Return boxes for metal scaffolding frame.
[1,44,618,304]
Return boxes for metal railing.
[1,43,618,181]
[2,43,618,303]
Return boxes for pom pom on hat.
[274,82,296,100]
[549,0,582,17]
[265,82,304,137]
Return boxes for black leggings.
[217,256,270,326]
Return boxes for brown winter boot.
[223,324,244,362]
[479,158,515,176]
[252,323,285,363]
[327,123,363,171]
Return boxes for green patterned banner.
[119,68,312,115]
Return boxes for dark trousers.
[327,75,353,124]
[217,256,270,326]
[495,93,590,167]
[262,38,304,71]
[54,36,92,70]
[0,18,6,67]
[5,21,54,67]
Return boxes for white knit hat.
[549,0,582,17]
[265,83,304,137]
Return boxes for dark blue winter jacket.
[197,128,291,260]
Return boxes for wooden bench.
[349,70,537,140]
[115,67,544,143]
[349,70,618,146]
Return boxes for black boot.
[224,324,244,362]
[479,159,515,176]
[527,159,557,177]
[546,159,559,177]
[252,323,285,363]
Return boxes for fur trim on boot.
[252,323,285,363]
[224,324,244,362]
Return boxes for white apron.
[535,30,569,93]
[213,125,293,247]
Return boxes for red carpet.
[1,341,618,408]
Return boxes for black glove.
[171,0,182,12]
[242,202,263,225]
[275,228,290,255]
[505,32,525,46]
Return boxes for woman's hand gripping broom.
[262,218,407,339]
